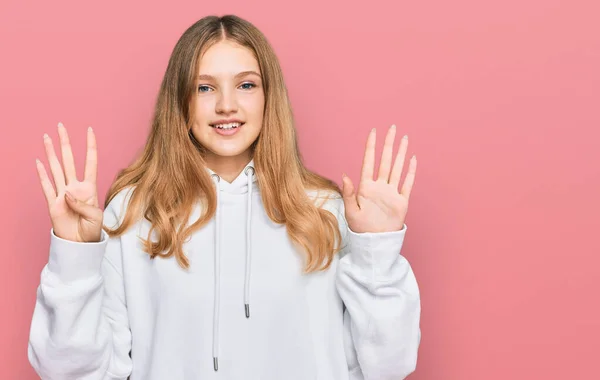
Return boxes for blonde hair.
[104,15,343,273]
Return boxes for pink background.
[1,0,599,378]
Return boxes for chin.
[209,147,252,158]
[202,138,255,158]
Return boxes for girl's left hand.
[341,124,417,234]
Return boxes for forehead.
[198,40,260,76]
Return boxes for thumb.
[341,174,360,214]
[65,192,101,222]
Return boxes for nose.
[215,88,238,114]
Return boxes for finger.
[84,126,97,184]
[360,128,376,183]
[341,174,360,213]
[400,155,417,199]
[377,124,396,182]
[389,134,409,188]
[36,158,57,207]
[43,132,66,194]
[65,191,102,221]
[58,122,78,185]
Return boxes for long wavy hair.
[103,15,343,273]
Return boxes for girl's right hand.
[36,122,104,243]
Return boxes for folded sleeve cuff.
[47,228,109,283]
[346,223,407,278]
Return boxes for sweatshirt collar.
[205,159,257,194]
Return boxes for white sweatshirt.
[28,159,421,380]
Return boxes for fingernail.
[391,124,396,129]
[403,135,408,139]
[58,122,63,128]
[43,133,49,140]
[35,158,40,165]
[88,126,93,132]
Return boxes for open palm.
[36,122,103,243]
[341,124,417,234]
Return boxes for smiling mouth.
[210,122,245,130]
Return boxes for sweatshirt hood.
[205,158,258,195]
[205,158,256,372]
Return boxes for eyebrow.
[196,70,262,81]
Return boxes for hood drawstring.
[210,173,221,372]
[209,164,255,372]
[244,165,255,319]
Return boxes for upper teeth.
[213,122,241,129]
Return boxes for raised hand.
[341,124,417,234]
[36,122,103,242]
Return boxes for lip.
[210,118,245,126]
[212,122,244,136]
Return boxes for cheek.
[193,99,215,125]
[195,104,210,125]
[242,95,265,120]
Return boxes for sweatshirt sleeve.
[27,198,133,380]
[331,197,421,380]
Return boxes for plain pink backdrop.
[1,0,599,378]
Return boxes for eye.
[240,82,256,90]
[198,85,212,93]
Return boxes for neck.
[204,152,252,183]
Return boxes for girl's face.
[190,40,265,166]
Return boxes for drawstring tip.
[213,357,218,371]
[245,304,250,318]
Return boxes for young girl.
[28,14,421,380]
